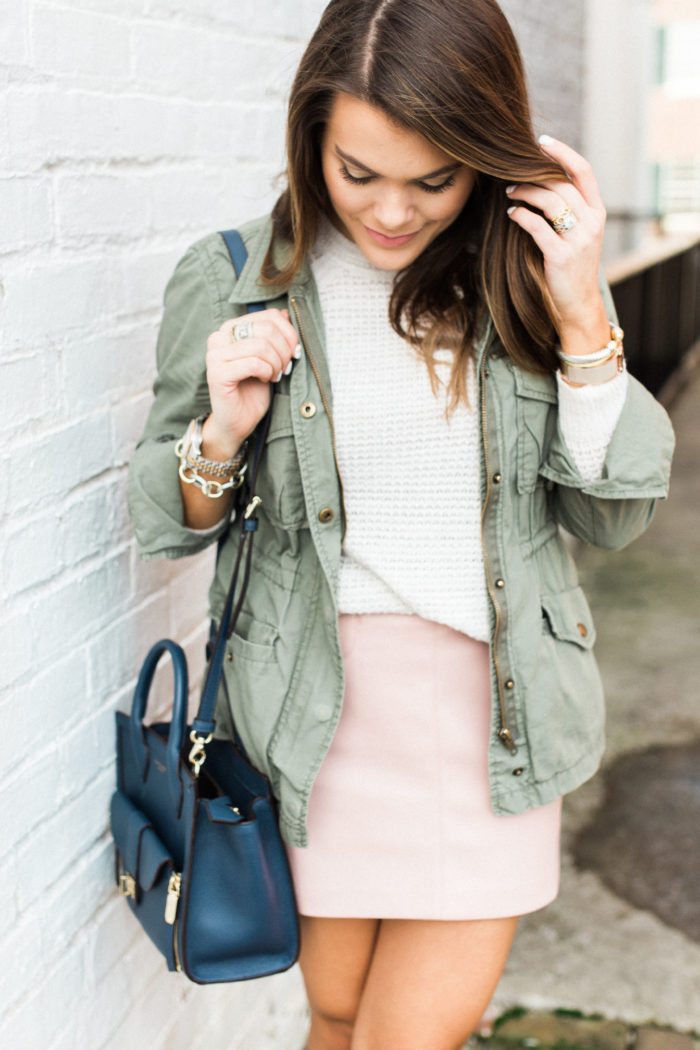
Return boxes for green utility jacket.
[128,215,675,847]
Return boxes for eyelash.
[338,166,457,195]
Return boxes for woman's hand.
[202,308,300,460]
[505,136,611,357]
[180,308,300,530]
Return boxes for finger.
[507,204,566,258]
[222,308,299,354]
[209,328,294,376]
[506,183,584,226]
[207,338,285,380]
[537,179,605,233]
[220,307,286,336]
[208,340,286,383]
[227,320,295,363]
[216,354,282,386]
[537,135,605,212]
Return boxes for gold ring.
[550,207,577,234]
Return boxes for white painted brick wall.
[1,3,583,1048]
[1,2,323,1047]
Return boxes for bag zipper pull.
[164,872,182,925]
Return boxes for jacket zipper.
[291,294,514,751]
[289,296,348,542]
[479,350,518,755]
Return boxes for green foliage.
[552,1009,604,1022]
[492,1007,529,1031]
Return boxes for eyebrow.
[334,146,460,181]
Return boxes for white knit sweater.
[309,222,627,641]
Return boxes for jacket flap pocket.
[110,790,173,889]
[513,368,557,494]
[541,586,596,649]
[266,392,294,440]
[513,367,558,403]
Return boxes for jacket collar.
[227,216,313,307]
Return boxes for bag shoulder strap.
[190,230,274,741]
[220,229,251,288]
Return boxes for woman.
[128,1,674,1047]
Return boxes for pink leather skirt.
[285,613,562,919]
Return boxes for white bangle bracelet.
[557,323,625,385]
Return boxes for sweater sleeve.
[555,367,629,483]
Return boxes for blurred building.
[584,0,700,259]
[650,0,700,233]
[500,0,587,149]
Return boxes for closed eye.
[339,166,458,194]
[339,166,374,186]
[418,174,457,194]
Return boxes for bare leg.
[299,915,380,1050]
[351,915,519,1050]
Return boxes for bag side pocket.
[110,790,179,970]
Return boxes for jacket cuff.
[542,373,675,498]
[127,439,230,559]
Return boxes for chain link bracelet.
[175,417,248,499]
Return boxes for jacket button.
[505,679,514,690]
[319,507,334,523]
[577,622,588,638]
[300,401,317,418]
[512,767,524,777]
[495,578,505,589]
[493,473,502,484]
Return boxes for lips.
[364,226,421,248]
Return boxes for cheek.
[428,179,476,225]
[327,182,355,218]
[322,162,355,218]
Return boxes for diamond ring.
[550,207,577,234]
[231,321,255,341]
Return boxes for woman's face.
[321,93,477,270]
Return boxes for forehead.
[324,93,455,176]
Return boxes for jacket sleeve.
[541,373,675,549]
[538,273,675,549]
[127,235,241,559]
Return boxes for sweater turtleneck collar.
[312,216,398,278]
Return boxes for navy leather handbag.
[110,230,299,983]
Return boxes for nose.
[373,187,414,232]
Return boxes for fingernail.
[538,134,554,146]
[294,343,302,359]
[507,206,516,215]
[284,360,293,376]
[275,370,282,382]
[505,184,516,194]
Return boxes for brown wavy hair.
[263,0,568,409]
